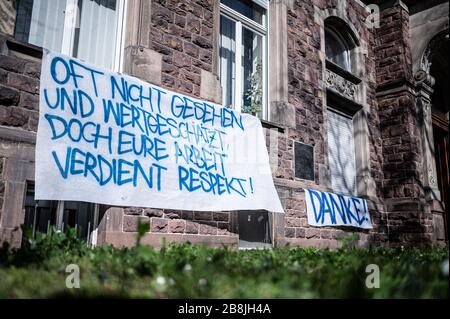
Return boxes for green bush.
[0,228,448,298]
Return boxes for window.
[23,183,102,244]
[324,18,357,72]
[325,28,351,71]
[327,109,356,195]
[14,1,126,242]
[219,0,267,119]
[324,18,361,195]
[14,0,126,70]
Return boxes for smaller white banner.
[305,189,373,229]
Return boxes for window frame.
[326,106,358,196]
[63,0,127,72]
[60,0,126,245]
[219,0,269,119]
[54,201,100,246]
[15,0,128,246]
[15,0,127,72]
[322,17,366,197]
[325,26,352,72]
[23,182,101,246]
[323,17,360,76]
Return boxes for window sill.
[1,35,43,61]
[326,59,361,85]
[260,119,285,133]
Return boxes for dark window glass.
[24,183,58,235]
[221,0,264,24]
[14,0,66,52]
[325,27,351,71]
[220,15,236,108]
[23,183,97,241]
[14,0,33,43]
[14,0,119,69]
[242,26,263,114]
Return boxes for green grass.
[0,227,448,298]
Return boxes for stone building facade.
[0,0,448,248]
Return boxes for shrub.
[0,229,448,298]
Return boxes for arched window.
[324,18,358,73]
[325,28,352,71]
[324,18,360,195]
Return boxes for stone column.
[97,207,124,245]
[414,70,441,201]
[375,0,424,200]
[375,1,435,243]
[122,0,162,85]
[268,0,295,128]
[200,0,222,105]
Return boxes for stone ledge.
[385,198,426,212]
[375,80,416,97]
[278,237,342,249]
[0,141,35,161]
[273,178,329,191]
[98,231,239,248]
[269,101,296,129]
[0,125,36,144]
[428,199,446,213]
[279,237,377,249]
[261,119,286,132]
[199,69,222,104]
[1,35,43,61]
[122,46,162,86]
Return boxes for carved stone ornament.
[414,69,435,88]
[325,69,357,100]
[420,30,449,75]
[428,163,436,187]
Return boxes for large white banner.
[35,50,283,213]
[305,189,372,229]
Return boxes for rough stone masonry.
[0,0,448,248]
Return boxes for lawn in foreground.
[0,228,448,298]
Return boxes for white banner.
[305,189,372,229]
[35,50,284,213]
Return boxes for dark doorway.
[433,118,449,241]
[429,31,449,240]
[238,211,272,248]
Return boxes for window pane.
[73,0,119,70]
[63,201,97,239]
[24,183,97,241]
[325,28,351,71]
[327,110,356,195]
[220,15,236,108]
[242,27,263,114]
[14,0,66,52]
[24,186,58,234]
[221,0,264,24]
